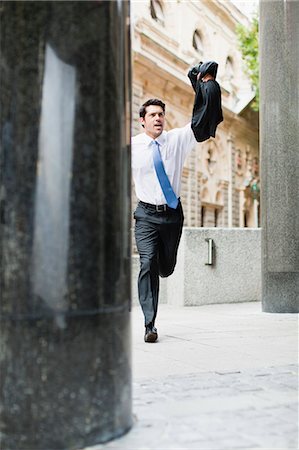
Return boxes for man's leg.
[134,219,160,327]
[158,213,183,280]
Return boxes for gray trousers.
[134,201,184,326]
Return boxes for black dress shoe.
[144,324,158,343]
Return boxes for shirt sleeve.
[169,123,197,158]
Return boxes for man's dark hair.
[139,98,166,119]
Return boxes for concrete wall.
[132,228,261,306]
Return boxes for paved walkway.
[85,302,298,450]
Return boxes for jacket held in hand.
[188,61,223,143]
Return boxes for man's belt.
[139,200,180,213]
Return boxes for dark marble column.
[0,1,132,448]
[260,0,299,312]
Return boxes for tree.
[236,17,259,111]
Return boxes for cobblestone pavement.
[127,365,298,450]
[85,303,298,450]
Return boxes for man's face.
[140,105,165,139]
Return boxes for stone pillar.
[260,0,299,312]
[0,1,132,449]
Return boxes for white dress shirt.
[131,123,196,205]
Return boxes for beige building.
[131,0,259,230]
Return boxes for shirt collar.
[156,132,166,146]
[143,131,166,147]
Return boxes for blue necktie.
[152,141,178,209]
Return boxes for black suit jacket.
[188,67,223,143]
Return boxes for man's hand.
[197,73,214,82]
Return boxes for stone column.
[260,0,299,312]
[0,1,132,449]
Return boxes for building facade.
[131,0,259,231]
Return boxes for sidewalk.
[85,302,298,450]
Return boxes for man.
[132,62,222,343]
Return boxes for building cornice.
[189,0,250,29]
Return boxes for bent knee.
[159,267,175,278]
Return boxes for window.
[201,206,206,227]
[192,29,203,54]
[150,0,164,25]
[244,211,248,228]
[214,209,218,227]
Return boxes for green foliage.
[236,17,259,111]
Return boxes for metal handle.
[205,238,214,265]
